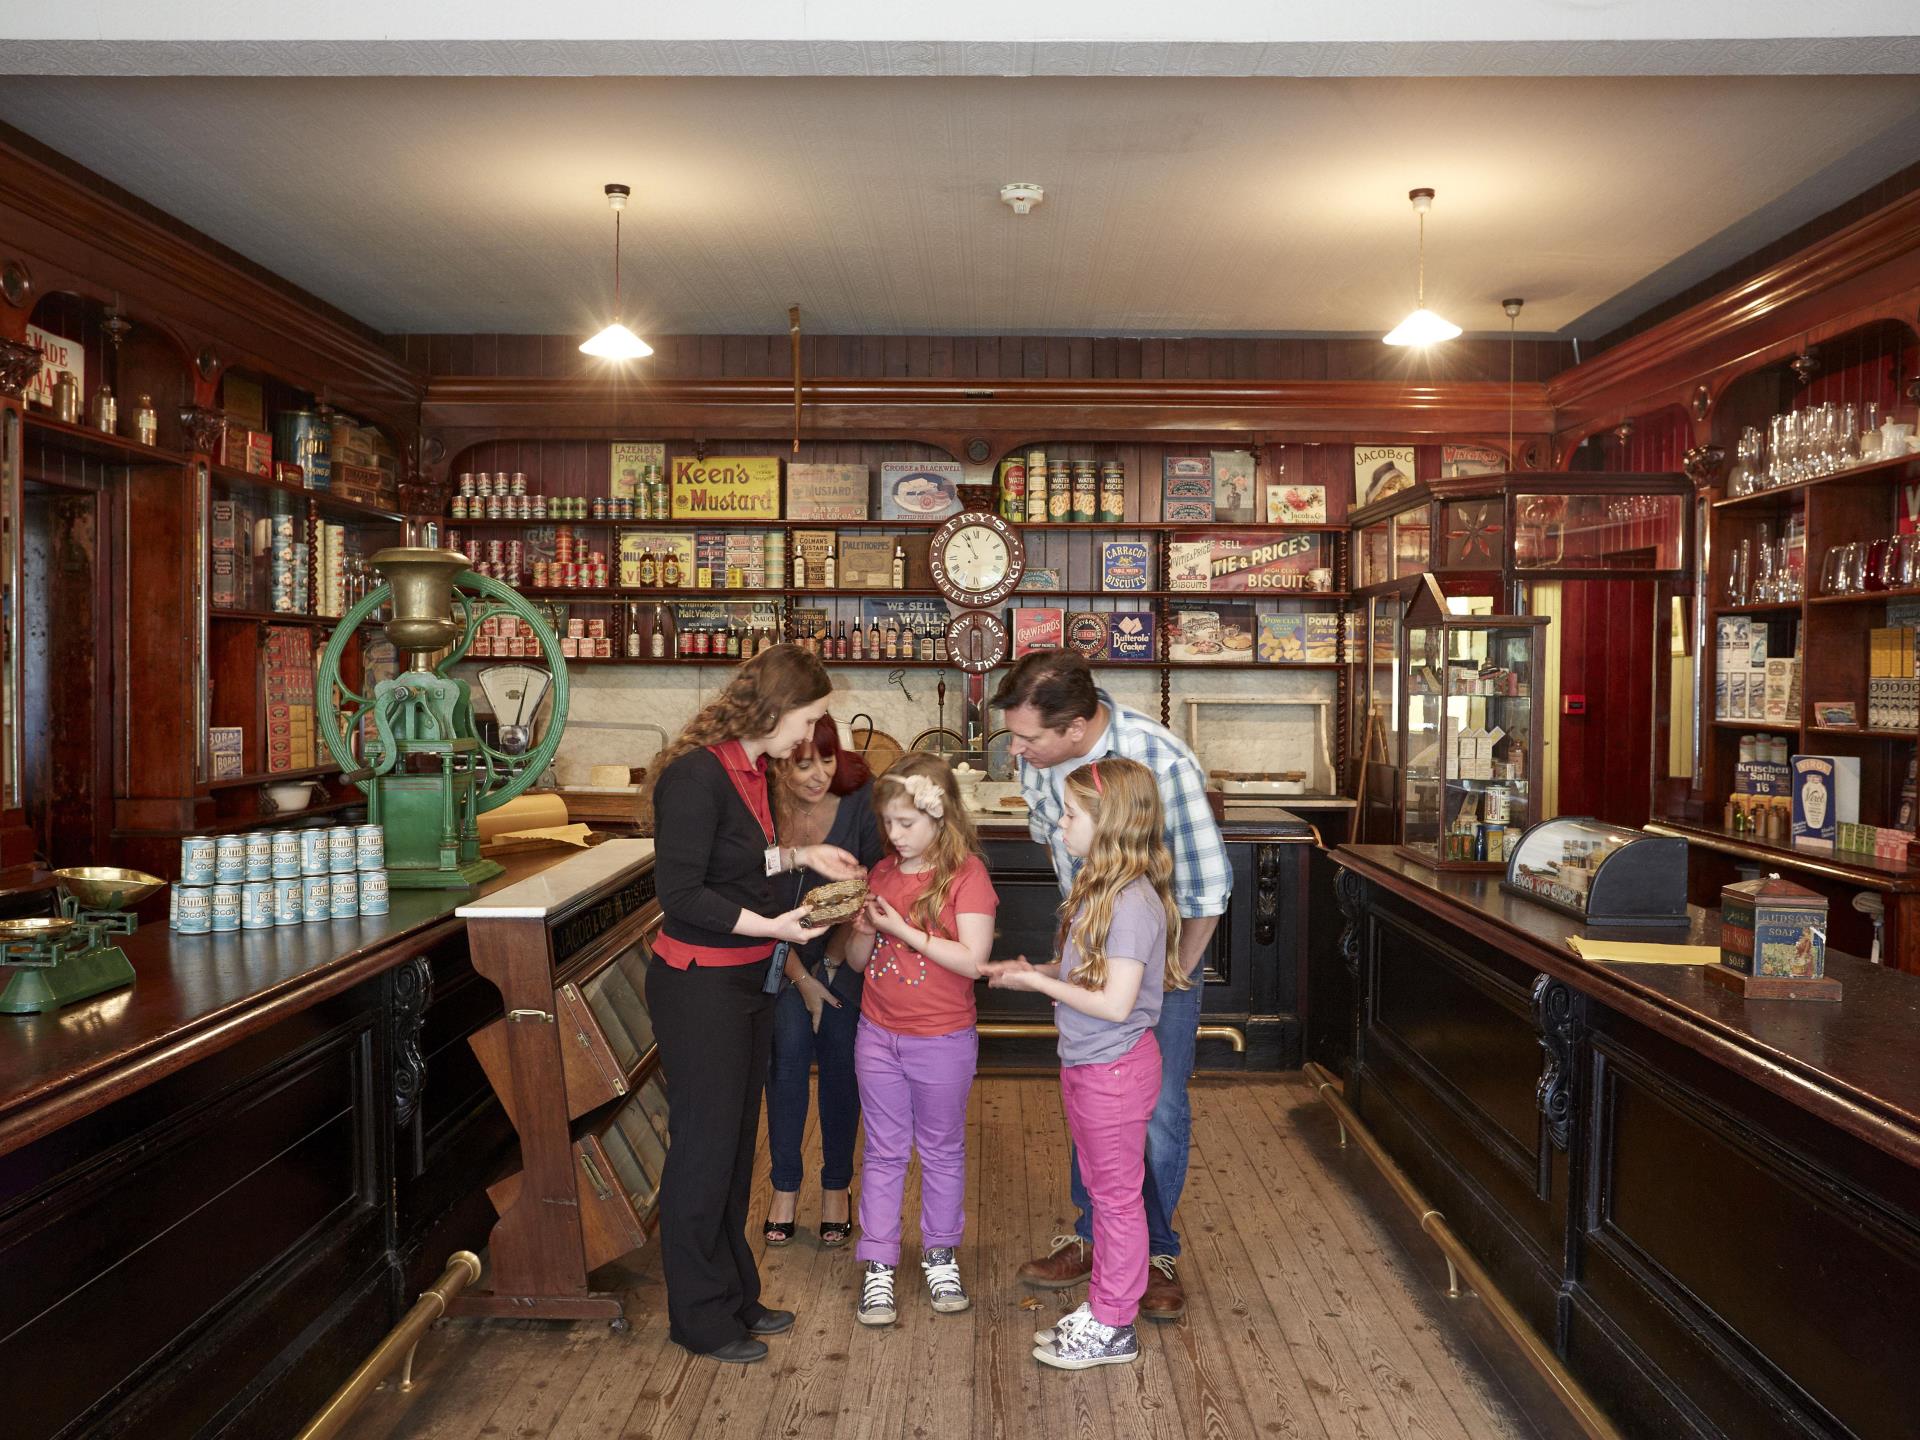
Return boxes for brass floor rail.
[978,1022,1247,1052]
[1302,1063,1623,1440]
[295,1250,482,1440]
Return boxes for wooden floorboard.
[354,1075,1570,1440]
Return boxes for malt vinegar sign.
[670,456,781,520]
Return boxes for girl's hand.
[769,906,830,946]
[866,893,912,941]
[984,954,1038,990]
[849,905,876,936]
[801,844,864,881]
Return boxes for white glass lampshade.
[579,322,654,360]
[1382,308,1463,347]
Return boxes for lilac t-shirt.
[1054,878,1168,1067]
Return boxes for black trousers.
[645,957,778,1352]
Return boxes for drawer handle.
[507,1008,554,1024]
[579,1150,613,1199]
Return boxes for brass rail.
[1302,1063,1622,1440]
[977,1022,1246,1053]
[295,1250,482,1440]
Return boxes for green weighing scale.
[317,548,569,889]
[0,867,164,1014]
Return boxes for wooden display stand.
[1703,964,1844,1002]
[450,840,666,1326]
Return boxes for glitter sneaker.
[921,1248,970,1313]
[1035,1314,1140,1370]
[1035,1301,1092,1347]
[857,1262,897,1326]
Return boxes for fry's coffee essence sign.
[1181,531,1329,593]
[670,456,781,520]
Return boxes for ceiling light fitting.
[580,183,653,361]
[1383,187,1461,348]
[1000,182,1044,215]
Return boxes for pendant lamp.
[580,183,654,360]
[1382,188,1461,348]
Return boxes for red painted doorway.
[1555,579,1657,828]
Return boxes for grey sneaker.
[1035,1314,1140,1370]
[1035,1301,1092,1347]
[857,1262,897,1326]
[922,1247,970,1313]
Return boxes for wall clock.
[928,511,1024,608]
[945,611,1010,674]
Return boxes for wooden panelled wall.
[385,331,1577,386]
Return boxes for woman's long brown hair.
[646,644,831,802]
[871,752,982,940]
[1056,757,1186,993]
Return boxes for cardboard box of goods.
[1064,611,1110,660]
[1791,753,1861,852]
[838,536,895,589]
[1305,612,1341,662]
[1012,608,1064,656]
[786,463,871,520]
[1258,614,1307,662]
[1106,611,1156,662]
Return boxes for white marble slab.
[456,838,656,919]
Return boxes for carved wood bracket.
[0,336,39,399]
[1335,868,1366,984]
[1682,444,1727,491]
[1254,844,1283,947]
[1532,973,1579,1153]
[178,405,228,456]
[391,954,433,1132]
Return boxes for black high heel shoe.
[818,1220,853,1248]
[763,1218,797,1246]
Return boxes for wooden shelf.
[212,463,408,525]
[1711,718,1800,733]
[1809,586,1920,608]
[197,797,365,835]
[445,515,1345,534]
[206,762,345,793]
[1713,602,1804,617]
[1648,817,1920,888]
[1712,450,1920,510]
[211,607,380,630]
[542,654,1339,671]
[503,586,1348,604]
[1807,725,1917,741]
[23,412,190,467]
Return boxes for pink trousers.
[1059,1031,1162,1326]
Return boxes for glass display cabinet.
[1500,817,1690,926]
[1397,575,1548,870]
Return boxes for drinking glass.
[1821,545,1846,596]
[1868,538,1895,592]
[1727,539,1750,605]
[1839,542,1867,595]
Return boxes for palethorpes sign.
[671,455,780,519]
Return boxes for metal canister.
[271,830,301,879]
[300,827,331,876]
[301,874,332,923]
[181,835,217,886]
[1025,449,1049,524]
[328,827,356,874]
[355,824,385,872]
[52,370,81,423]
[329,870,359,919]
[273,410,332,490]
[210,884,242,932]
[168,886,179,930]
[764,530,786,589]
[1047,461,1073,520]
[215,835,247,884]
[997,456,1027,523]
[245,831,274,882]
[1071,461,1097,523]
[241,881,276,929]
[359,870,390,916]
[274,876,304,926]
[176,887,212,934]
[1099,461,1126,522]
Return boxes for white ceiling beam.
[4,1,1918,75]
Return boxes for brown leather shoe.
[1016,1235,1092,1289]
[1139,1255,1186,1321]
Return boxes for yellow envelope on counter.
[1566,938,1718,966]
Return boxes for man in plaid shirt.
[991,650,1231,1321]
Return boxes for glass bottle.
[135,394,158,446]
[824,548,837,588]
[626,604,642,658]
[891,543,906,590]
[661,549,681,587]
[650,605,666,658]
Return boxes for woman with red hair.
[764,716,883,1247]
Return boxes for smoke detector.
[1000,182,1044,216]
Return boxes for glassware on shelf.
[1752,528,1777,602]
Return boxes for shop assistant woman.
[645,645,865,1364]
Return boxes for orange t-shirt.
[860,853,998,1037]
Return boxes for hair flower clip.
[899,773,946,818]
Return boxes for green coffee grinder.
[0,867,164,1014]
[317,548,569,889]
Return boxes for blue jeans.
[765,965,863,1193]
[1070,974,1200,1258]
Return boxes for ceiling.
[0,73,1917,341]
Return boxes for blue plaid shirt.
[1018,690,1231,919]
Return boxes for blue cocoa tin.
[245,831,274,882]
[358,870,389,916]
[274,876,304,926]
[301,874,331,923]
[241,881,275,929]
[272,829,301,878]
[181,835,216,886]
[214,835,247,884]
[355,823,385,872]
[176,887,211,934]
[300,827,330,876]
[328,827,356,875]
[210,883,242,932]
[329,870,359,918]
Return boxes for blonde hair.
[647,645,830,803]
[871,753,981,940]
[1057,758,1186,994]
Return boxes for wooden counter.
[0,848,580,1440]
[1332,844,1920,1440]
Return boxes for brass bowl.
[54,867,165,912]
[0,916,76,943]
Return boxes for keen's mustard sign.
[670,456,781,520]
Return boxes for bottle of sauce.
[892,543,906,590]
[824,548,838,588]
[662,549,681,587]
[650,604,667,658]
[638,550,658,586]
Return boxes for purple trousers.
[854,1016,977,1265]
[1060,1031,1162,1326]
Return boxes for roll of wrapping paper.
[476,792,570,844]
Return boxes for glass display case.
[1357,501,1434,589]
[1397,575,1548,870]
[1509,478,1688,576]
[1500,817,1690,927]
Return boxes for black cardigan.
[652,747,783,952]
